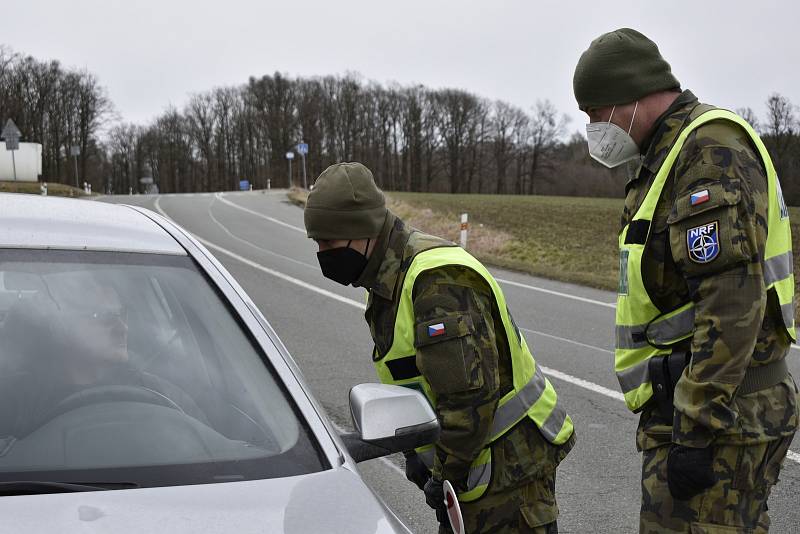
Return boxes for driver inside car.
[0,272,202,441]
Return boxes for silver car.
[0,193,438,533]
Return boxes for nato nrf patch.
[687,221,720,264]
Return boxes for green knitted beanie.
[304,162,387,240]
[573,28,680,110]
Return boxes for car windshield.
[0,249,327,490]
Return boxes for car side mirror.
[339,383,439,463]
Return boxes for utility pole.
[70,145,81,188]
[286,151,295,187]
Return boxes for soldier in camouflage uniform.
[573,28,798,532]
[303,162,575,534]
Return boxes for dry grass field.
[0,181,91,198]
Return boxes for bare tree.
[763,93,797,180]
[490,101,527,194]
[436,89,481,194]
[523,99,570,194]
[736,106,760,132]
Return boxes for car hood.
[0,467,410,534]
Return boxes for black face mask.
[317,240,370,286]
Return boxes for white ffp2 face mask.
[586,102,640,168]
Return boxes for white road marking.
[200,237,367,311]
[207,197,318,271]
[496,277,616,309]
[154,196,800,467]
[539,366,625,402]
[156,196,366,311]
[215,192,306,233]
[521,327,614,355]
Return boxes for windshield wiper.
[0,480,138,496]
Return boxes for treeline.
[1,45,799,202]
[104,73,608,196]
[0,46,111,187]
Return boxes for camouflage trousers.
[437,474,559,534]
[640,436,793,533]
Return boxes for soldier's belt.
[739,358,789,395]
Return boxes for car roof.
[0,193,186,255]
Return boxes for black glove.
[423,477,447,522]
[404,451,430,491]
[667,445,716,501]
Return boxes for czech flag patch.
[428,323,446,337]
[690,189,710,206]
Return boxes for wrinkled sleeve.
[668,135,768,448]
[412,265,501,488]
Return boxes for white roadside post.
[460,213,469,249]
[40,182,47,196]
[267,179,271,191]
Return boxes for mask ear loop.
[627,101,639,135]
[607,106,616,125]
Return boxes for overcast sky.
[2,0,798,138]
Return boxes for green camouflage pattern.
[439,476,560,533]
[359,211,572,531]
[639,436,793,533]
[621,90,799,451]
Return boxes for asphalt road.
[102,190,800,534]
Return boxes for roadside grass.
[288,188,800,317]
[0,181,91,198]
[390,192,622,290]
[286,187,308,207]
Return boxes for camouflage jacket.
[356,212,572,493]
[624,90,799,450]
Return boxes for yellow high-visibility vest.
[372,239,573,501]
[615,108,795,412]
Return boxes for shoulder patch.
[690,189,710,206]
[687,221,720,264]
[428,322,446,337]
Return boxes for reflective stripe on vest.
[416,447,492,502]
[615,108,796,412]
[373,243,573,501]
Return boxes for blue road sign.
[239,180,250,191]
[296,143,309,155]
